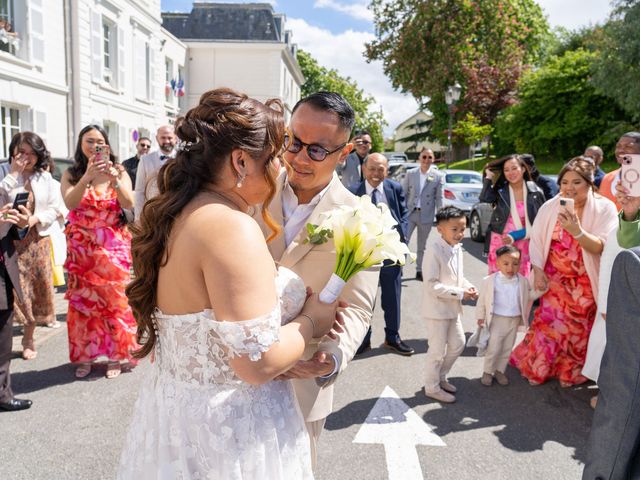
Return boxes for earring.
[236,173,245,188]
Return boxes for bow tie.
[160,154,169,161]
[497,275,518,285]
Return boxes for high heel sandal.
[106,362,121,379]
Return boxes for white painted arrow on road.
[353,386,445,480]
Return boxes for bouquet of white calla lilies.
[305,195,415,303]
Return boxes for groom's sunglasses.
[283,133,346,162]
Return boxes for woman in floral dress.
[60,125,137,379]
[510,157,618,386]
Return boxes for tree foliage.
[590,1,640,120]
[366,0,549,151]
[493,49,634,163]
[453,113,493,147]
[296,50,386,152]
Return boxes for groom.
[255,92,378,466]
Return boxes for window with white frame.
[0,0,44,63]
[0,0,16,55]
[102,18,116,86]
[165,57,173,103]
[0,105,22,158]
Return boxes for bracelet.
[299,313,317,338]
[573,229,585,239]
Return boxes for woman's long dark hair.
[485,154,532,191]
[8,131,50,173]
[127,88,285,359]
[67,124,117,185]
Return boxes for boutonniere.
[427,173,436,182]
[304,223,333,245]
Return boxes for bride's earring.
[236,173,245,188]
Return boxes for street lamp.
[444,82,462,165]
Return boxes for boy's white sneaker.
[440,380,457,393]
[424,388,456,403]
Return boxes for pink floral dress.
[64,186,138,364]
[509,221,596,385]
[488,200,531,277]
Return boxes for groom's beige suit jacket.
[256,171,378,422]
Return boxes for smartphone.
[559,197,574,215]
[95,145,110,162]
[12,191,29,210]
[621,154,640,197]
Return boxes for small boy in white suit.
[476,245,541,386]
[422,206,478,403]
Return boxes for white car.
[441,169,483,213]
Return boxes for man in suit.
[337,130,371,187]
[255,92,378,467]
[0,203,31,411]
[348,153,414,356]
[584,145,605,189]
[134,125,176,220]
[402,147,444,281]
[122,137,152,188]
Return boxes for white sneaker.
[424,388,456,403]
[440,380,457,393]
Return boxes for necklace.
[205,189,250,213]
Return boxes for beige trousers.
[483,314,521,374]
[424,316,465,393]
[306,418,326,470]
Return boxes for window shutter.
[28,109,47,141]
[28,0,45,64]
[117,26,126,90]
[119,125,128,161]
[148,43,155,101]
[134,34,146,99]
[91,12,102,83]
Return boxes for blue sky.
[161,1,612,135]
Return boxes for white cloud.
[288,18,417,137]
[313,0,373,25]
[537,0,611,30]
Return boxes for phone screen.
[12,192,29,210]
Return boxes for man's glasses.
[421,155,434,160]
[139,144,151,149]
[284,133,346,162]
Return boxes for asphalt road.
[1,231,593,480]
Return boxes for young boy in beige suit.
[476,245,541,386]
[422,206,478,403]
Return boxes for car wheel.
[469,211,484,242]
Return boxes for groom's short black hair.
[292,91,355,132]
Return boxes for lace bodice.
[152,267,306,386]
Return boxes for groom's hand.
[275,351,335,380]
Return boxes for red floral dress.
[64,186,138,364]
[509,221,596,385]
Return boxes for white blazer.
[475,272,542,328]
[421,235,474,319]
[134,150,174,219]
[0,170,67,237]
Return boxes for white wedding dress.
[118,268,313,479]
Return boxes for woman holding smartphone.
[510,157,618,387]
[0,132,66,360]
[61,125,137,379]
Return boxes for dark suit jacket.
[0,224,25,308]
[348,179,409,244]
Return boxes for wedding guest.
[0,132,65,360]
[134,126,176,220]
[510,157,618,386]
[61,125,137,379]
[402,147,444,281]
[42,157,68,288]
[480,154,546,277]
[0,203,32,411]
[349,153,413,355]
[338,129,371,187]
[476,245,541,387]
[119,88,343,478]
[254,91,378,466]
[584,145,605,188]
[422,206,478,403]
[122,137,151,188]
[520,154,559,201]
[599,132,640,209]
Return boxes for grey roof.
[162,3,284,42]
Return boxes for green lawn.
[440,157,619,175]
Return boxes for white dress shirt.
[364,181,388,205]
[282,176,331,247]
[493,272,521,316]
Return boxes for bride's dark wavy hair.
[127,87,285,359]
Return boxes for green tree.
[591,1,640,119]
[296,50,386,152]
[493,49,634,163]
[365,0,549,155]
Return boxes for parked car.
[441,169,483,214]
[468,174,559,242]
[384,152,409,163]
[388,161,417,184]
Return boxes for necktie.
[371,188,379,205]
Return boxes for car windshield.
[445,173,482,184]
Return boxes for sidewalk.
[11,285,69,354]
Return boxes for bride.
[118,88,343,479]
